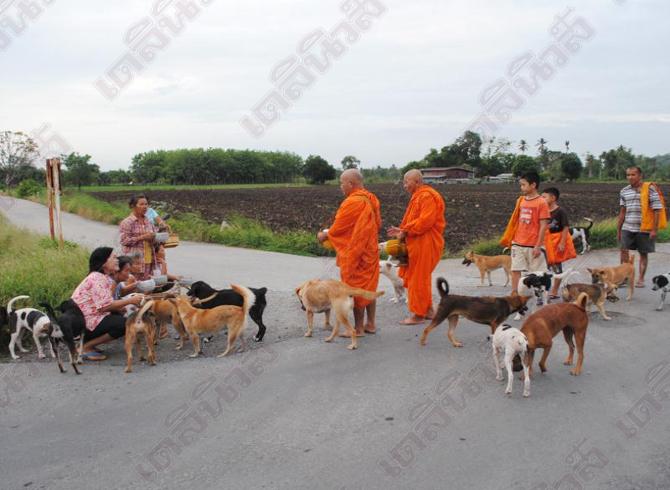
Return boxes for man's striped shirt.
[619,184,663,233]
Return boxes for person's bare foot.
[399,315,425,325]
[339,330,366,338]
[364,323,376,334]
[635,280,645,288]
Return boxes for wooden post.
[46,158,63,247]
[45,160,55,240]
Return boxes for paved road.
[2,196,670,490]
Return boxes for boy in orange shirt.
[501,172,550,294]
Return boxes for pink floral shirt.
[72,272,116,331]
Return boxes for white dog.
[5,295,55,360]
[490,324,530,397]
[379,259,406,303]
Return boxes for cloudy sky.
[1,0,668,171]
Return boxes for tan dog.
[588,255,635,300]
[561,282,619,321]
[520,292,590,377]
[169,284,254,358]
[124,300,158,373]
[420,278,531,348]
[147,298,186,348]
[295,279,384,350]
[462,250,512,287]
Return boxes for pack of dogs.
[2,230,668,401]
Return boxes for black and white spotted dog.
[513,271,554,321]
[651,273,670,311]
[570,218,593,254]
[5,296,56,360]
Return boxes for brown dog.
[588,255,635,300]
[561,282,619,321]
[147,298,186,348]
[295,279,384,350]
[462,251,512,287]
[420,278,531,348]
[124,300,158,373]
[520,292,590,377]
[170,284,254,358]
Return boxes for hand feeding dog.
[170,284,255,358]
[124,300,158,373]
[651,273,670,311]
[462,250,511,287]
[520,292,590,377]
[588,255,635,301]
[419,278,530,348]
[489,323,530,397]
[186,280,268,342]
[379,259,406,303]
[570,218,593,254]
[5,296,54,360]
[295,279,384,350]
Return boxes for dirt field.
[91,183,668,253]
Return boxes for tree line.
[1,129,669,191]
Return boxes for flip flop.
[81,351,107,361]
[399,318,425,325]
[635,283,646,288]
[364,329,377,334]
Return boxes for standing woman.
[119,194,157,281]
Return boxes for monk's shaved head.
[339,168,364,196]
[403,169,424,194]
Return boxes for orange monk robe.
[327,189,382,308]
[398,185,446,317]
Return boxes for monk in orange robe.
[317,169,381,335]
[387,169,446,325]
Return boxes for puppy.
[570,218,594,254]
[38,302,83,375]
[171,284,255,358]
[651,273,670,311]
[561,282,619,320]
[419,278,531,348]
[6,296,54,360]
[589,255,635,301]
[295,279,384,350]
[520,292,590,377]
[187,281,268,342]
[490,324,530,397]
[462,250,511,287]
[124,300,158,373]
[379,259,406,303]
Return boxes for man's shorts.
[511,244,548,272]
[620,230,655,254]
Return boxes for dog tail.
[7,295,30,314]
[583,218,594,230]
[436,277,449,297]
[574,292,589,310]
[231,284,256,317]
[342,285,385,301]
[133,300,155,325]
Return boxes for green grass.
[0,213,89,353]
[74,182,311,192]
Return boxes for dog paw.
[124,367,132,373]
[347,344,357,350]
[505,389,512,395]
[523,391,530,398]
[452,342,464,348]
[304,332,312,337]
[603,316,612,321]
[570,369,580,376]
[38,354,46,359]
[324,337,333,343]
[496,375,503,381]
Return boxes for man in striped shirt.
[617,166,664,287]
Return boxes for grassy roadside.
[0,213,89,352]
[74,183,310,192]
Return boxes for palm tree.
[565,140,571,153]
[536,138,548,154]
[519,139,528,154]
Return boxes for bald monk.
[317,169,382,336]
[387,169,446,325]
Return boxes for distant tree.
[536,138,549,170]
[511,155,539,177]
[519,139,528,154]
[564,140,571,153]
[0,131,39,188]
[559,153,583,181]
[62,153,100,190]
[584,153,600,179]
[303,155,335,184]
[99,169,131,185]
[340,155,360,170]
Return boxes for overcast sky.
[1,0,668,171]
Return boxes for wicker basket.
[164,233,180,248]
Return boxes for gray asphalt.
[1,195,670,490]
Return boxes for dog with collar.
[570,218,593,254]
[419,278,531,348]
[520,292,590,377]
[39,301,83,374]
[5,296,54,360]
[187,281,268,342]
[379,259,406,303]
[651,273,670,311]
[462,250,511,287]
[489,323,530,397]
